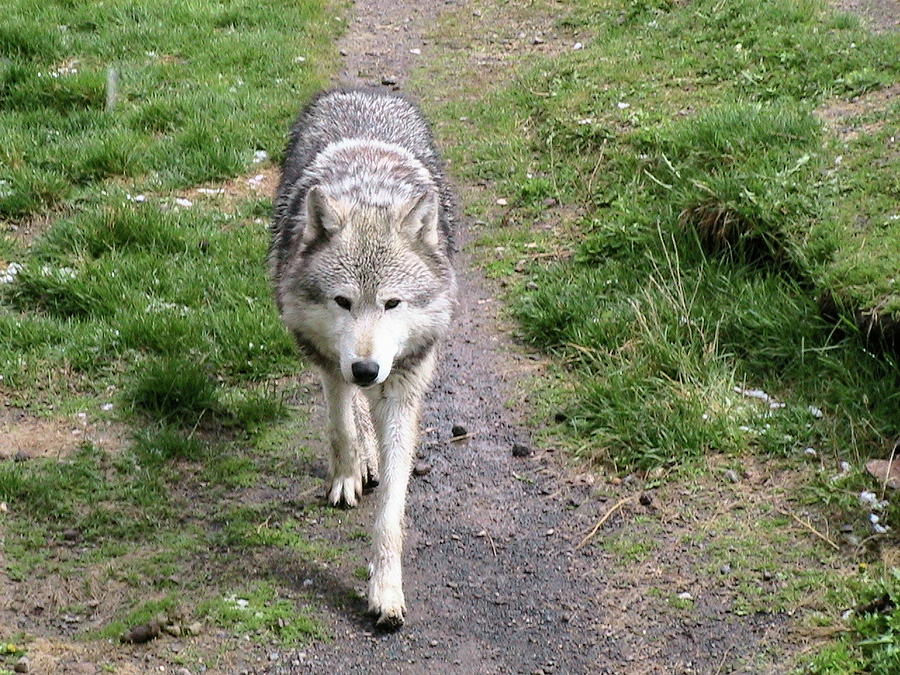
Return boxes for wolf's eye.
[384,298,401,310]
[334,296,352,310]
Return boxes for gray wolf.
[269,88,457,628]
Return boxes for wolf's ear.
[400,190,440,248]
[303,186,342,245]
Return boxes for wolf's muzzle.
[351,360,380,386]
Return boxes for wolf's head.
[277,142,455,386]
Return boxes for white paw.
[368,575,405,629]
[327,471,362,508]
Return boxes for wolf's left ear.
[400,190,440,248]
[302,186,343,245]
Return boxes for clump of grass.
[634,104,829,269]
[132,426,204,465]
[127,356,219,425]
[0,198,297,390]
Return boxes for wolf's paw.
[327,472,362,508]
[368,578,405,630]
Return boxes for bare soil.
[827,0,900,33]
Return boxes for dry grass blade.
[776,508,840,551]
[576,495,637,550]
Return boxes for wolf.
[269,88,457,628]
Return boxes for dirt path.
[262,2,800,674]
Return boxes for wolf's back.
[271,89,455,279]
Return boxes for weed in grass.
[805,569,900,674]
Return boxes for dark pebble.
[451,424,467,437]
[553,412,567,423]
[512,444,532,458]
[62,529,80,542]
[639,493,652,507]
[14,451,30,462]
[413,462,432,477]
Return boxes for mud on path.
[266,2,803,673]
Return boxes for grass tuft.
[127,357,219,425]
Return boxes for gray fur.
[270,87,457,377]
[270,88,455,279]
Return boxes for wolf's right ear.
[302,186,342,245]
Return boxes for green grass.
[0,0,342,663]
[0,0,337,218]
[200,581,324,645]
[424,0,898,669]
[806,570,900,674]
[1,199,298,401]
[432,0,899,469]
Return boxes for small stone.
[553,411,567,423]
[866,459,900,490]
[120,619,162,644]
[719,564,731,575]
[639,493,652,507]
[14,657,29,673]
[63,529,79,542]
[381,75,398,86]
[723,469,740,483]
[762,571,774,581]
[413,462,432,476]
[512,443,532,458]
[451,424,467,437]
[14,451,30,462]
[533,36,545,45]
[185,621,202,636]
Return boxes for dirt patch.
[0,406,127,460]
[827,0,900,33]
[178,166,280,213]
[817,82,900,142]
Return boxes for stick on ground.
[577,495,637,550]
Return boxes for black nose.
[351,360,379,385]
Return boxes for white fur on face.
[337,304,407,385]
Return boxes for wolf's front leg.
[365,353,435,629]
[321,372,363,508]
